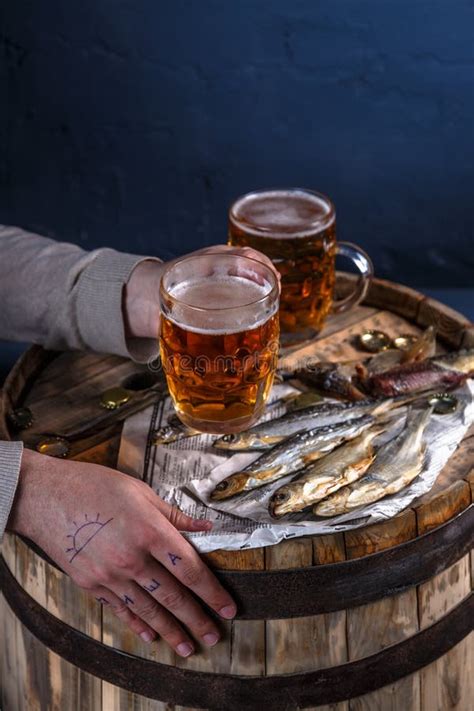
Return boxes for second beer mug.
[159,252,279,434]
[228,189,373,344]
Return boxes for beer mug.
[228,189,373,344]
[159,252,280,434]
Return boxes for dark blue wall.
[1,1,473,286]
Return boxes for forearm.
[0,225,162,361]
[0,440,23,541]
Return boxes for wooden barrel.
[0,276,473,711]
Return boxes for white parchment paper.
[118,382,474,553]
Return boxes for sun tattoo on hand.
[66,513,113,563]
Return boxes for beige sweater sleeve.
[0,224,162,539]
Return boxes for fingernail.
[219,604,237,620]
[140,631,154,643]
[177,642,194,657]
[202,632,219,646]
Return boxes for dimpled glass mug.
[159,252,280,434]
[228,188,373,344]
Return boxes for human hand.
[8,449,237,656]
[124,244,280,340]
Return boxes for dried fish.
[365,349,474,398]
[269,424,387,518]
[154,394,300,446]
[213,398,394,452]
[314,406,432,517]
[294,361,367,401]
[210,414,382,501]
[289,327,437,400]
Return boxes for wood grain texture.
[13,535,103,711]
[265,538,314,675]
[418,555,471,630]
[312,533,346,564]
[202,547,264,572]
[347,588,419,660]
[420,634,473,711]
[365,278,426,321]
[0,535,24,711]
[349,674,421,711]
[345,507,421,711]
[102,603,175,711]
[415,480,471,535]
[283,308,423,366]
[416,297,471,348]
[228,545,266,677]
[265,538,348,675]
[460,325,474,349]
[0,593,22,711]
[344,510,417,560]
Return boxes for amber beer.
[229,189,373,343]
[159,253,279,434]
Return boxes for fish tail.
[405,405,433,450]
[371,399,395,416]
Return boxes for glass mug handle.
[331,242,374,314]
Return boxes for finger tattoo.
[143,578,161,593]
[168,553,182,566]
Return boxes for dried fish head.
[213,431,280,451]
[210,473,253,501]
[269,482,307,518]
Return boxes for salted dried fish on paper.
[119,374,474,553]
[210,414,378,501]
[365,349,474,397]
[315,406,432,516]
[283,326,437,400]
[213,397,396,452]
[269,423,386,518]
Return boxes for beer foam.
[232,189,334,238]
[166,276,277,334]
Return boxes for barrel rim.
[0,552,471,710]
[8,503,474,618]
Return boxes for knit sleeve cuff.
[0,440,24,541]
[74,249,161,362]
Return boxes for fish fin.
[371,399,396,417]
[252,465,282,481]
[351,454,376,476]
[400,326,436,364]
[302,451,324,464]
[355,363,369,382]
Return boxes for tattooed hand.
[8,448,237,657]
